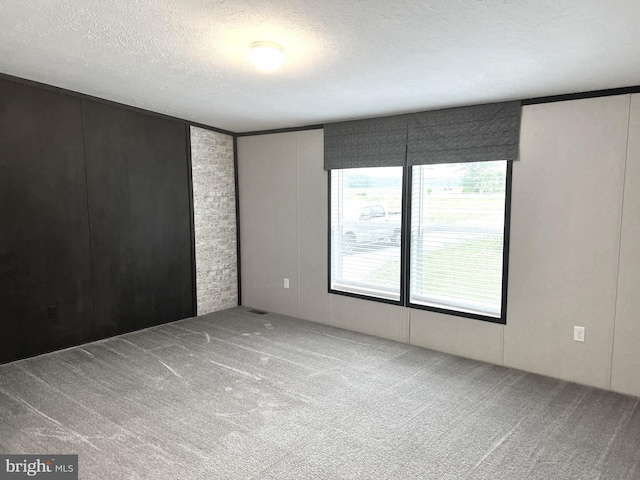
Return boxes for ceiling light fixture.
[250,41,284,71]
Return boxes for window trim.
[327,162,513,325]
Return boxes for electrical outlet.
[574,326,585,342]
[284,278,289,289]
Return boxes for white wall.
[297,130,332,325]
[237,94,640,396]
[611,94,640,397]
[505,96,629,390]
[237,132,299,317]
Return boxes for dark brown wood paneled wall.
[81,100,194,339]
[0,79,95,363]
[0,78,195,363]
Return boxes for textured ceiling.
[1,0,639,133]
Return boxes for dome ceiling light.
[250,41,285,71]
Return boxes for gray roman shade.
[407,101,522,165]
[324,115,408,170]
[324,101,522,170]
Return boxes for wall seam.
[609,94,633,390]
[501,325,505,366]
[79,100,97,333]
[328,294,332,327]
[233,135,242,306]
[186,126,197,317]
[296,133,301,318]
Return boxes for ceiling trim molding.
[238,85,640,137]
[0,72,236,137]
[236,124,324,137]
[522,86,640,106]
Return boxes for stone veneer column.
[190,126,238,314]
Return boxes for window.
[330,167,403,302]
[409,161,508,318]
[324,100,520,323]
[329,161,510,322]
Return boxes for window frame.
[404,161,512,325]
[327,161,512,325]
[327,168,407,307]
